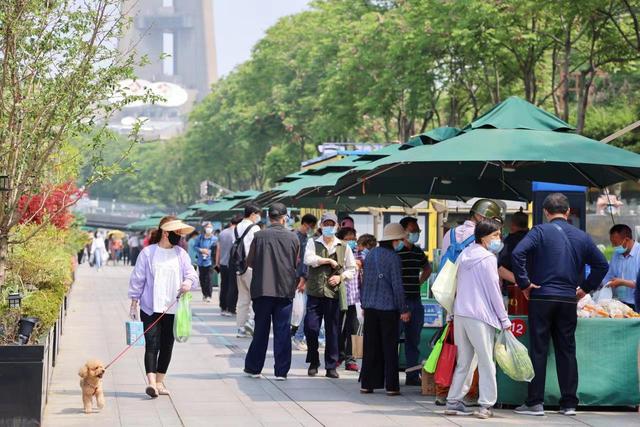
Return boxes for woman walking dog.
[129,216,199,398]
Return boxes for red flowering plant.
[17,182,84,230]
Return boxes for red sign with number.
[511,319,526,337]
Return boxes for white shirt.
[235,218,259,256]
[152,247,181,314]
[304,236,357,281]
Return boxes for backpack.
[440,227,475,266]
[229,224,258,274]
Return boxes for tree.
[0,0,145,286]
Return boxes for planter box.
[0,328,53,426]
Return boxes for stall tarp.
[497,317,640,406]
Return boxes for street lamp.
[7,293,22,309]
[0,175,9,192]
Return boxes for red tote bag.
[434,322,457,387]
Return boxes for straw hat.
[160,219,195,236]
[380,223,407,242]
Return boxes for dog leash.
[104,297,180,370]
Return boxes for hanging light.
[441,178,453,185]
[7,293,22,309]
[502,166,517,173]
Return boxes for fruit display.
[577,295,640,318]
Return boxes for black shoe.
[405,377,421,386]
[308,365,319,376]
[325,369,340,379]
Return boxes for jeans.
[244,297,293,377]
[141,311,175,374]
[399,297,424,380]
[527,298,579,408]
[304,296,340,369]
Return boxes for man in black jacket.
[243,203,300,380]
[511,193,608,416]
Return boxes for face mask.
[408,232,420,244]
[168,231,182,246]
[322,226,336,237]
[361,248,370,258]
[255,215,262,224]
[347,240,356,250]
[487,239,504,254]
[205,227,213,235]
[394,241,405,252]
[613,244,627,255]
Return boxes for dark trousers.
[220,265,238,313]
[339,305,358,364]
[304,295,340,369]
[245,297,293,377]
[130,246,141,266]
[399,297,424,380]
[527,299,579,408]
[140,311,175,374]
[361,308,400,392]
[199,265,213,298]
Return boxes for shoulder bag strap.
[551,223,579,267]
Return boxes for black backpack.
[229,225,258,274]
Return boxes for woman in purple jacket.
[129,216,199,398]
[445,220,512,420]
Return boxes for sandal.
[145,385,158,398]
[157,383,171,396]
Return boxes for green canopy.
[127,211,166,231]
[195,190,261,221]
[333,97,640,202]
[406,127,461,146]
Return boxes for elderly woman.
[129,216,199,398]
[445,220,512,420]
[359,223,411,395]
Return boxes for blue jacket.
[195,235,217,267]
[511,218,608,298]
[360,247,406,312]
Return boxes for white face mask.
[205,227,213,234]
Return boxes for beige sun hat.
[160,219,195,236]
[380,223,407,242]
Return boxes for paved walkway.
[43,265,638,426]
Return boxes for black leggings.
[199,265,213,298]
[141,311,175,374]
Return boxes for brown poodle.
[78,359,106,414]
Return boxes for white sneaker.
[221,311,232,317]
[236,328,250,338]
[292,338,307,351]
[245,320,255,335]
[274,376,287,381]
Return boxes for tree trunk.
[576,69,594,134]
[0,233,8,288]
[561,32,571,122]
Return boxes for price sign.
[511,319,526,337]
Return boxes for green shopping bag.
[174,292,192,343]
[423,322,450,374]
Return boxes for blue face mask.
[394,241,404,252]
[408,232,420,244]
[347,240,356,250]
[322,226,336,237]
[613,245,627,255]
[487,239,504,254]
[361,248,370,258]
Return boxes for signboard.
[423,301,443,328]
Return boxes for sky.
[213,0,310,77]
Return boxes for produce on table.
[577,295,640,318]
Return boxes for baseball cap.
[268,203,288,218]
[320,212,338,225]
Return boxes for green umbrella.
[127,211,166,231]
[195,190,261,221]
[333,97,640,201]
[406,127,461,146]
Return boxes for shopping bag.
[431,259,458,313]
[125,321,145,346]
[494,329,534,382]
[173,293,192,343]
[291,292,305,327]
[434,323,456,387]
[421,372,436,396]
[351,322,363,359]
[423,323,450,374]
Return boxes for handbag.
[351,322,364,359]
[434,322,457,387]
[423,323,449,373]
[431,259,459,313]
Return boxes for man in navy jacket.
[511,193,608,417]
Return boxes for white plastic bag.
[494,329,534,382]
[593,284,613,303]
[291,292,305,327]
[355,302,364,325]
[431,259,458,313]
